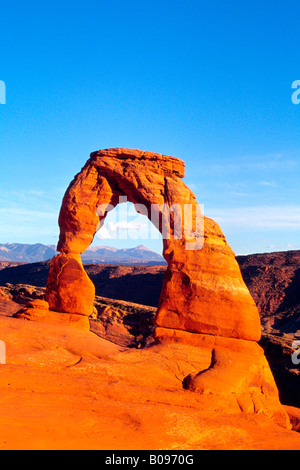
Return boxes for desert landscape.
[1,0,300,453]
[0,148,299,451]
[0,250,300,450]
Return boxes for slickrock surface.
[1,299,300,450]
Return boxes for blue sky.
[0,0,300,255]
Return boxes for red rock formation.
[46,148,261,341]
[43,148,286,423]
[46,253,95,317]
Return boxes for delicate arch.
[46,148,261,342]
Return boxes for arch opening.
[94,200,163,257]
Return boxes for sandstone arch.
[45,148,261,342]
[43,148,288,422]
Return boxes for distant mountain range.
[0,243,166,265]
[0,244,55,263]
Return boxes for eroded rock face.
[46,253,95,317]
[46,148,261,342]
